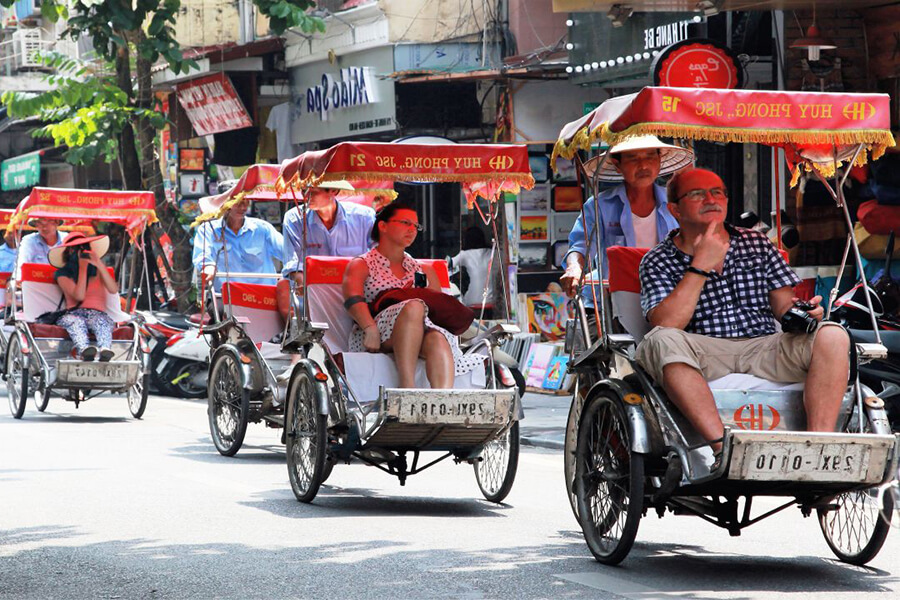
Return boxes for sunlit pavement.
[1,392,898,599]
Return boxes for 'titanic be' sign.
[302,66,378,121]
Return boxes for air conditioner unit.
[12,27,42,68]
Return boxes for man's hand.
[793,295,825,321]
[200,265,217,288]
[560,265,583,297]
[362,325,381,352]
[692,221,729,272]
[290,271,304,286]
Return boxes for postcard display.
[505,149,580,392]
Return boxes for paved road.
[1,393,898,599]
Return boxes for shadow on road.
[240,483,515,519]
[169,437,285,464]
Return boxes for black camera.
[780,300,817,334]
[414,271,427,288]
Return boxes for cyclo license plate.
[405,398,494,425]
[67,363,129,385]
[734,441,870,482]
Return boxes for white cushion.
[709,373,804,391]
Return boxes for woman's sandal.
[81,346,98,361]
[99,348,115,362]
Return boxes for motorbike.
[138,310,208,399]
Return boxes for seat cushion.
[28,322,135,341]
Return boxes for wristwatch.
[686,265,711,278]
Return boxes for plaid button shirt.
[639,225,800,338]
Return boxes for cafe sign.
[1,153,40,191]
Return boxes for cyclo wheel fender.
[286,359,330,416]
[581,379,658,455]
[209,346,253,392]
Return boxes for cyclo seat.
[304,256,487,403]
[605,246,840,435]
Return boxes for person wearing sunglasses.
[342,201,483,388]
[635,167,849,465]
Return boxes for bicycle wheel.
[286,370,327,503]
[475,422,520,503]
[208,352,249,456]
[564,380,584,519]
[574,392,644,565]
[129,373,149,419]
[6,336,28,419]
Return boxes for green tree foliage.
[0,0,321,306]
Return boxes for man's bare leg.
[276,279,292,323]
[804,326,849,431]
[662,362,724,450]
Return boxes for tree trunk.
[114,42,142,190]
[127,29,195,311]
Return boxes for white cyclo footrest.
[727,430,897,484]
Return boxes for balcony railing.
[0,34,79,77]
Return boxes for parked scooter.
[158,323,211,399]
[830,236,900,431]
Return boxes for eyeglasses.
[678,187,728,202]
[388,219,424,232]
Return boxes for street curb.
[520,435,564,450]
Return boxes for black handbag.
[35,296,67,325]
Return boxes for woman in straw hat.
[49,233,119,361]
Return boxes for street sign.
[1,152,40,191]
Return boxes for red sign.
[733,404,781,431]
[652,39,744,89]
[176,73,253,136]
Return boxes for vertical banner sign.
[1,153,40,191]
[176,73,254,136]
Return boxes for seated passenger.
[342,202,483,388]
[636,168,849,452]
[48,233,119,361]
[0,231,17,273]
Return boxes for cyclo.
[204,141,532,504]
[555,87,899,565]
[4,187,157,419]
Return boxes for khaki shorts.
[635,322,846,385]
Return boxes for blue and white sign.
[303,67,378,120]
[290,46,396,145]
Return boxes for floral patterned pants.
[57,308,114,352]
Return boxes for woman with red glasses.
[342,201,483,388]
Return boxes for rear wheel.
[474,422,519,503]
[208,352,249,456]
[286,370,327,503]
[6,336,28,419]
[575,393,644,565]
[818,408,893,565]
[129,374,149,419]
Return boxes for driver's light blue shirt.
[15,231,68,279]
[565,183,677,308]
[0,243,17,273]
[192,216,284,287]
[281,201,375,276]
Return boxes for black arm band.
[343,295,366,309]
[686,266,711,278]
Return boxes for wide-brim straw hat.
[309,180,355,192]
[27,217,63,228]
[48,232,110,268]
[583,135,694,182]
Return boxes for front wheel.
[574,393,644,565]
[208,352,250,456]
[129,374,149,419]
[564,380,584,519]
[818,406,893,565]
[34,388,50,412]
[286,370,327,503]
[474,422,519,503]
[6,335,28,419]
